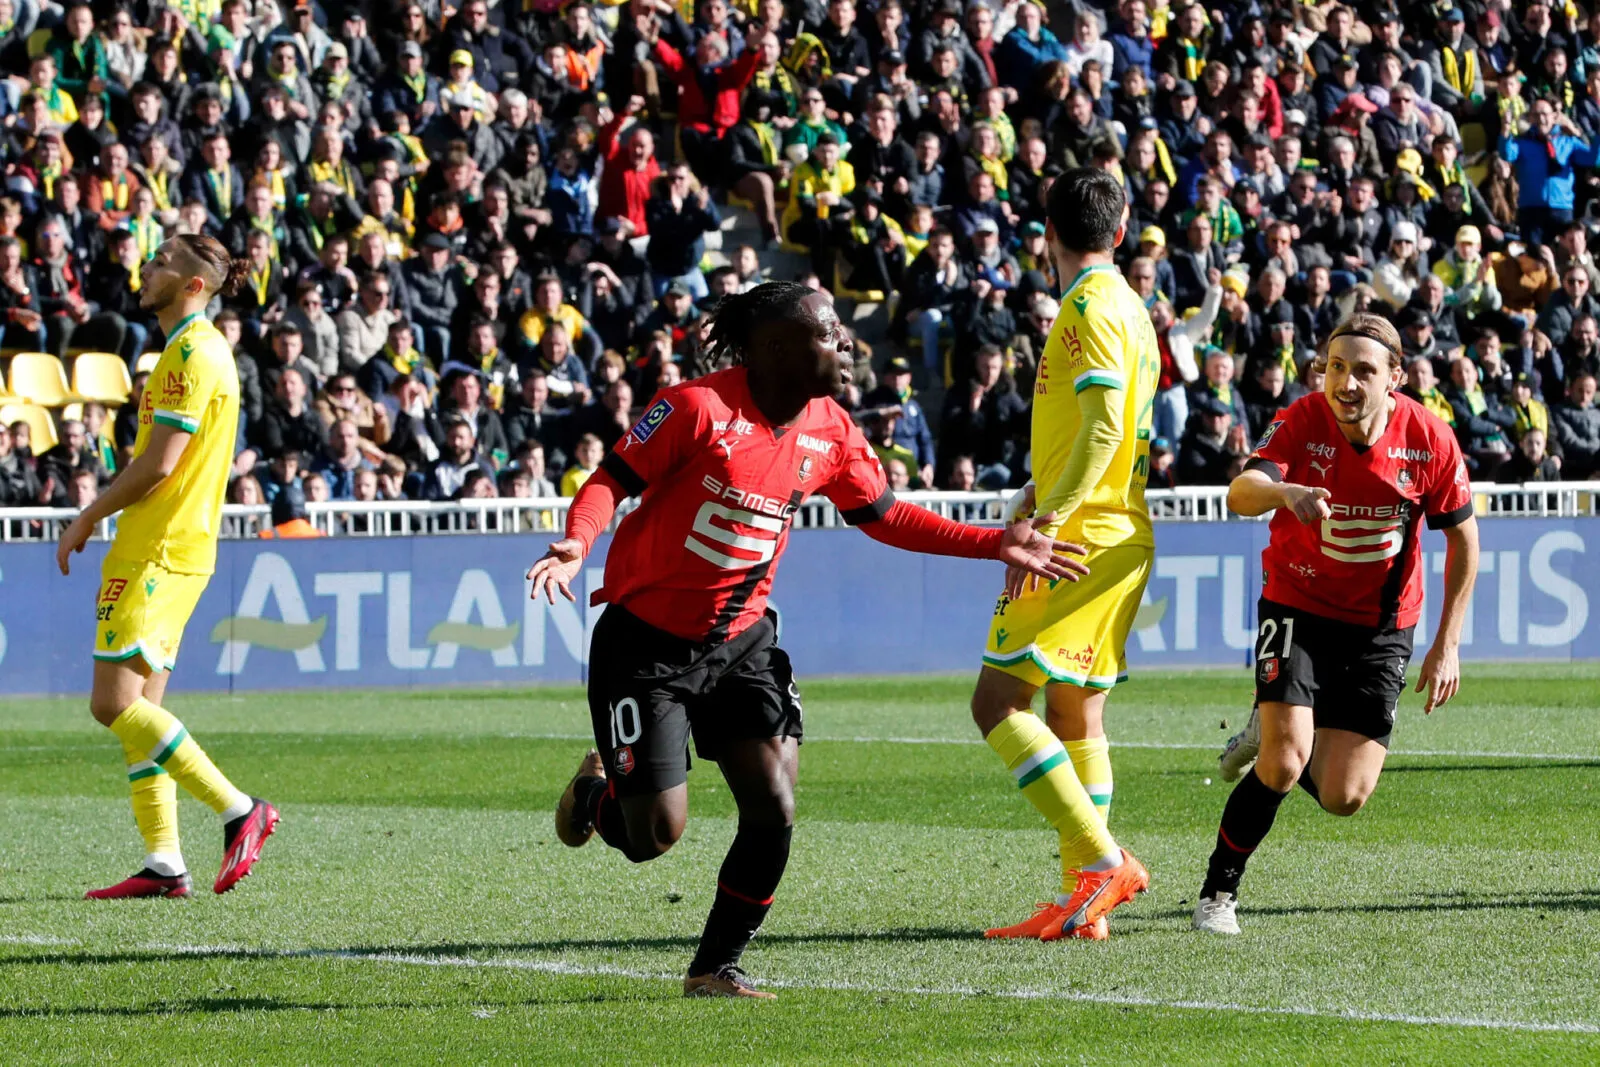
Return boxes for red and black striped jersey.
[595,367,891,643]
[1246,391,1473,630]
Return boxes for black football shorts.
[586,605,803,796]
[1252,598,1416,747]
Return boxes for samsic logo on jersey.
[699,476,800,520]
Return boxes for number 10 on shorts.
[609,698,643,747]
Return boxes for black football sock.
[1297,762,1322,804]
[589,782,658,864]
[688,824,792,977]
[1201,769,1290,899]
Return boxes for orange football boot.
[1039,850,1150,941]
[1069,916,1109,940]
[985,901,1070,939]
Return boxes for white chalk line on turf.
[5,936,1595,1035]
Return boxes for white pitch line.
[3,936,1595,1035]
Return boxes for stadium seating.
[7,353,77,407]
[134,352,160,376]
[71,353,133,406]
[0,402,58,454]
[0,365,10,399]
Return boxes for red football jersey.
[595,367,891,642]
[1247,391,1473,629]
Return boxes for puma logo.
[717,439,737,459]
[1309,460,1332,479]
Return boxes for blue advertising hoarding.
[0,519,1592,694]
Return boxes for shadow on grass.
[0,990,652,1019]
[1146,888,1600,923]
[0,927,985,969]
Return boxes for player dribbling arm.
[1416,514,1478,713]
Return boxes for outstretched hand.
[999,513,1089,599]
[1414,640,1460,714]
[527,538,586,604]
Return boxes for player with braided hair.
[58,234,279,900]
[532,281,1090,997]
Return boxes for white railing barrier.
[1,483,1596,542]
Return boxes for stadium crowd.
[1,0,1599,520]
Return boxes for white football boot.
[1218,705,1261,782]
[1192,893,1241,935]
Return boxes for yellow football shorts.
[982,544,1154,690]
[93,558,210,674]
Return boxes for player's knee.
[1319,790,1370,817]
[88,694,126,726]
[741,788,795,829]
[970,691,1011,735]
[1254,746,1310,793]
[625,816,682,861]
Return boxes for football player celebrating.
[975,169,1159,944]
[1193,314,1478,935]
[58,235,280,899]
[532,281,1087,998]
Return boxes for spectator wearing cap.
[913,0,987,91]
[332,8,382,84]
[434,0,526,95]
[375,42,443,129]
[1374,220,1425,310]
[1424,8,1483,116]
[1177,389,1248,486]
[311,43,372,137]
[1433,225,1503,323]
[259,480,325,539]
[421,82,500,173]
[1411,274,1464,355]
[1109,0,1155,83]
[384,231,450,364]
[996,1,1067,93]
[861,355,934,486]
[1159,77,1205,163]
[646,161,721,300]
[1500,95,1600,251]
[1316,52,1365,125]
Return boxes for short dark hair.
[1045,168,1125,254]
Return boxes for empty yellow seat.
[72,352,133,405]
[8,352,76,407]
[134,351,161,375]
[0,402,59,454]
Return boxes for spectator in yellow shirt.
[561,432,605,496]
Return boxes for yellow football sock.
[1066,736,1113,824]
[127,766,181,864]
[987,713,1118,888]
[110,698,250,818]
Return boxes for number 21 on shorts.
[1256,615,1294,685]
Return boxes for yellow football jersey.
[108,314,240,576]
[1032,263,1160,550]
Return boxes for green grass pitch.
[0,664,1597,1064]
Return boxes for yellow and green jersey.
[1032,263,1159,550]
[108,314,240,576]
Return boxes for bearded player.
[975,169,1158,944]
[532,281,1088,998]
[57,235,280,900]
[1192,314,1478,934]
